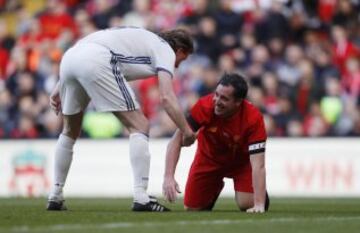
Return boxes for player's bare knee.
[113,111,150,135]
[61,128,80,140]
[237,203,252,212]
[236,200,253,212]
[61,123,81,140]
[238,205,249,212]
[128,121,149,135]
[138,120,150,134]
[62,113,84,139]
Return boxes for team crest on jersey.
[234,135,241,142]
[208,126,217,133]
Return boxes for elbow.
[159,93,171,107]
[258,163,265,170]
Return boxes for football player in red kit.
[163,73,269,213]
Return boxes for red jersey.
[187,94,267,167]
[38,12,77,40]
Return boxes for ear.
[176,48,185,54]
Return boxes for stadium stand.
[0,0,359,138]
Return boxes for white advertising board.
[0,138,359,197]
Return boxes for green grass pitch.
[1,198,360,233]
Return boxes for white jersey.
[77,27,176,81]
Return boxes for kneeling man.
[163,73,269,213]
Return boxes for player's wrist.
[254,203,265,209]
[181,125,193,135]
[164,174,175,180]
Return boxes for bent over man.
[48,27,196,212]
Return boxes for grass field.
[1,198,360,233]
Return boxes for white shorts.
[59,42,140,115]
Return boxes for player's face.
[175,49,189,68]
[213,84,241,117]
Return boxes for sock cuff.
[129,132,149,141]
[58,134,76,149]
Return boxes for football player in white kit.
[47,27,196,212]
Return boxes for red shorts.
[184,155,253,209]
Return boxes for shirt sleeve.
[247,111,267,155]
[187,98,210,132]
[152,39,175,77]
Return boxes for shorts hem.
[62,109,83,115]
[95,106,140,112]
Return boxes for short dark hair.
[158,29,194,53]
[217,73,248,100]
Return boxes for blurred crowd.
[0,0,360,138]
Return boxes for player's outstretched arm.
[247,152,266,213]
[163,129,183,203]
[157,71,195,146]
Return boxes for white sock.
[129,133,151,204]
[48,134,75,201]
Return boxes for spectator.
[214,0,243,52]
[332,0,358,29]
[10,114,39,138]
[320,77,343,126]
[0,19,15,80]
[343,57,360,100]
[331,25,360,75]
[312,46,340,96]
[0,89,12,136]
[286,118,304,137]
[0,0,359,138]
[195,16,221,63]
[37,0,77,40]
[178,0,211,35]
[39,109,62,138]
[303,102,329,137]
[276,44,304,87]
[121,0,154,29]
[73,8,96,37]
[292,59,319,116]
